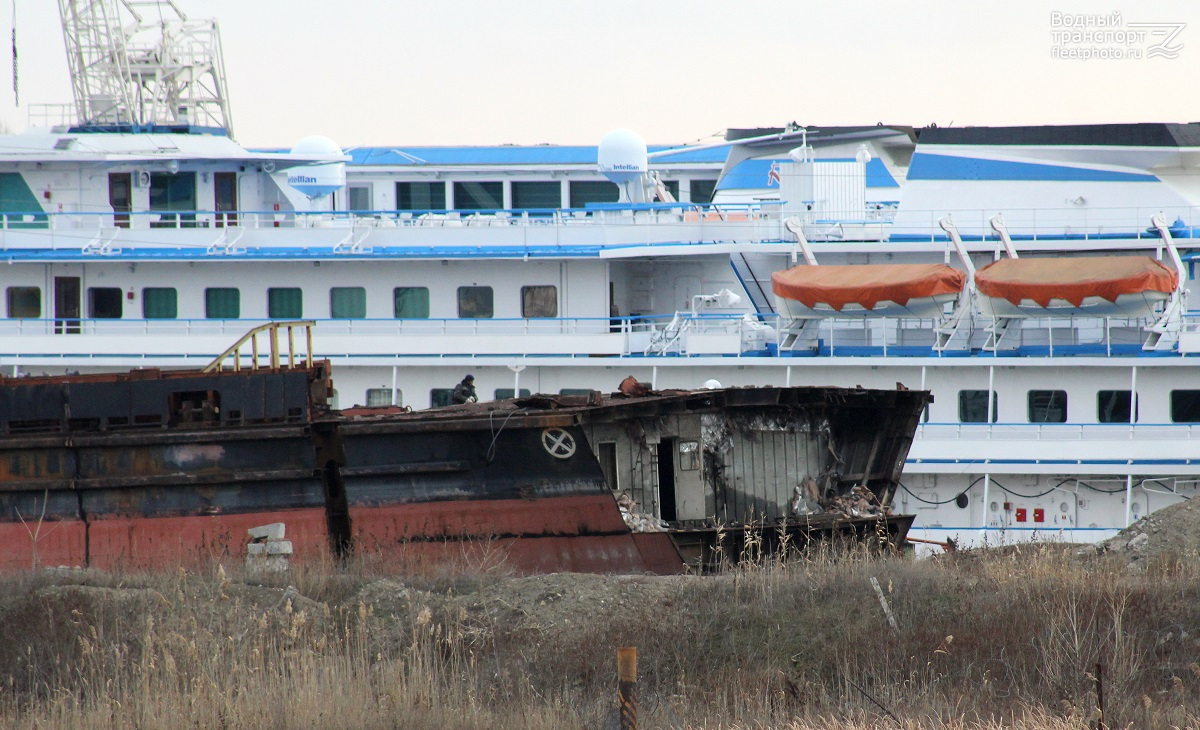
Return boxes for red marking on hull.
[84,508,329,571]
[0,521,88,571]
[348,494,628,541]
[630,533,687,575]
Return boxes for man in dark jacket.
[451,374,477,404]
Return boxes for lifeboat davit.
[772,263,967,319]
[974,256,1178,319]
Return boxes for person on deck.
[451,374,478,404]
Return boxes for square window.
[1098,390,1136,423]
[493,388,531,400]
[268,288,303,319]
[690,179,718,205]
[1028,390,1067,423]
[430,388,455,408]
[142,287,177,319]
[521,285,557,318]
[678,440,700,471]
[1170,390,1200,423]
[453,181,503,210]
[511,181,561,209]
[366,388,400,407]
[330,287,366,319]
[958,390,997,423]
[457,286,494,318]
[6,286,40,318]
[568,181,619,208]
[393,287,430,318]
[205,288,240,319]
[396,182,445,211]
[88,287,123,319]
[348,185,372,211]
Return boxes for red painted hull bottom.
[0,496,685,575]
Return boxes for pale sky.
[3,0,1199,149]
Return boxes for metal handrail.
[203,320,315,373]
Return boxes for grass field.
[1,539,1198,729]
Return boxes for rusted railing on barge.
[204,320,316,372]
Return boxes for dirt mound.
[1090,498,1200,568]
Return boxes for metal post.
[391,365,398,406]
[617,646,637,730]
[1124,474,1134,527]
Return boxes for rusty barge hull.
[0,365,929,574]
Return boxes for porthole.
[955,493,969,509]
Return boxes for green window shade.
[268,288,303,319]
[511,181,561,209]
[494,389,531,400]
[396,182,446,211]
[330,287,366,319]
[394,287,430,318]
[205,288,240,319]
[142,288,177,319]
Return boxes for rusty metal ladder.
[203,321,316,373]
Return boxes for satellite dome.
[703,379,723,389]
[598,129,648,185]
[286,135,346,199]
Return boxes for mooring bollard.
[618,646,637,730]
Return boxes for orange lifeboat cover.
[771,264,966,311]
[975,256,1177,307]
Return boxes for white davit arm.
[1150,212,1187,285]
[937,215,977,278]
[989,214,1019,259]
[784,217,818,266]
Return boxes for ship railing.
[917,422,1200,441]
[203,320,316,373]
[0,204,1196,245]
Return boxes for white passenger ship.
[6,2,1200,550]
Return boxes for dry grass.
[2,540,1200,729]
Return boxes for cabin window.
[457,286,494,318]
[393,287,430,318]
[678,440,700,471]
[6,286,40,318]
[958,390,997,423]
[142,288,177,319]
[365,388,400,407]
[559,388,595,396]
[429,388,455,408]
[690,179,718,205]
[660,180,680,201]
[205,287,240,319]
[1098,390,1137,423]
[330,287,366,319]
[1170,390,1200,423]
[148,172,197,227]
[268,288,303,319]
[348,185,372,211]
[521,285,558,318]
[453,181,503,210]
[396,182,445,211]
[1028,390,1067,423]
[568,181,619,208]
[494,388,531,399]
[511,181,561,210]
[87,287,123,319]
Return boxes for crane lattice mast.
[56,0,234,137]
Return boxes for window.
[393,287,430,318]
[690,179,718,205]
[348,185,372,211]
[205,287,240,319]
[430,388,455,408]
[6,286,40,318]
[88,287,123,319]
[494,388,531,399]
[453,181,503,210]
[521,285,557,318]
[1028,390,1067,423]
[365,388,400,407]
[568,181,619,208]
[559,388,595,396]
[457,286,493,318]
[678,441,699,471]
[958,390,997,423]
[1098,390,1137,423]
[1170,390,1200,423]
[511,181,561,210]
[142,288,177,319]
[396,182,446,211]
[268,288,302,319]
[330,287,366,319]
[149,172,197,227]
[660,180,680,202]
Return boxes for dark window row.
[6,284,558,320]
[957,389,1200,423]
[393,178,718,211]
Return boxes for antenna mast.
[56,0,234,137]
